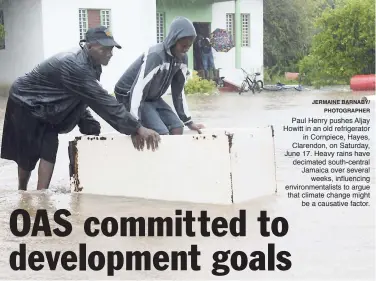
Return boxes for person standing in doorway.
[199,37,215,80]
[114,17,205,138]
[193,34,204,72]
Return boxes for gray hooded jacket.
[114,17,197,125]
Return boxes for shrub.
[298,0,375,88]
[0,24,4,40]
[184,71,216,95]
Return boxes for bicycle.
[238,68,264,95]
[262,82,303,92]
[263,73,305,92]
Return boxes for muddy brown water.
[0,87,375,280]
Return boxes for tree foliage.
[263,0,350,79]
[157,0,216,8]
[263,0,319,75]
[0,25,4,40]
[0,0,6,40]
[298,0,375,87]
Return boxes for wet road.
[0,87,375,280]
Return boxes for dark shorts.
[0,97,59,171]
[141,98,183,135]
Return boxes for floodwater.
[0,87,375,280]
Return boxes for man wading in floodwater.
[0,26,160,191]
[114,17,204,144]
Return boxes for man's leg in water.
[18,157,56,191]
[18,158,55,190]
[36,129,59,190]
[37,159,55,190]
[18,167,31,191]
[15,128,58,190]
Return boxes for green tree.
[0,25,4,40]
[0,0,5,40]
[299,0,375,87]
[263,0,326,79]
[262,0,348,81]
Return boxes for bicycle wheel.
[250,83,256,94]
[239,81,247,95]
[255,80,264,93]
[294,85,303,91]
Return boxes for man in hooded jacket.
[114,17,205,138]
[0,26,160,191]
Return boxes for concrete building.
[157,0,264,82]
[0,0,263,94]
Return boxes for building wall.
[0,0,44,91]
[157,2,212,70]
[212,0,264,83]
[157,0,263,84]
[40,0,157,92]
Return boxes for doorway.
[193,22,211,77]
